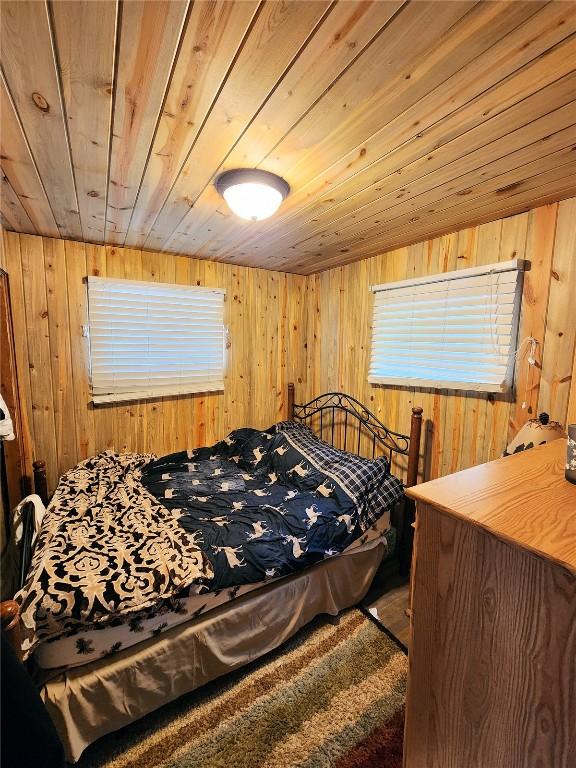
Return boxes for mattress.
[34,511,394,670]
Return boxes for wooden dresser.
[403,439,576,768]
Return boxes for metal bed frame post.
[33,460,48,506]
[406,407,423,489]
[287,382,295,420]
[402,406,423,576]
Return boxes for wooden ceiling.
[1,1,575,275]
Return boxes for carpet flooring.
[78,610,407,768]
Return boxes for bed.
[0,385,422,761]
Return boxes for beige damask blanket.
[16,452,213,657]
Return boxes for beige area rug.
[78,609,407,768]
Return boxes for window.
[87,277,226,404]
[369,259,525,393]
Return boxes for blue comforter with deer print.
[141,421,404,591]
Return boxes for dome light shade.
[215,169,290,221]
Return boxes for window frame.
[368,258,526,394]
[86,276,227,405]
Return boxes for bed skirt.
[40,542,386,762]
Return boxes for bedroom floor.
[363,578,411,649]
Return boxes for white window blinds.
[87,277,226,404]
[369,259,525,393]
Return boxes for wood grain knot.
[481,587,496,615]
[31,92,49,112]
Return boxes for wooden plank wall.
[1,196,575,494]
[2,231,308,493]
[304,198,576,481]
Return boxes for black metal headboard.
[287,383,422,488]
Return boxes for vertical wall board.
[567,353,576,426]
[2,231,34,487]
[172,255,193,452]
[508,206,553,438]
[538,198,576,425]
[18,234,59,490]
[64,240,94,462]
[44,237,78,477]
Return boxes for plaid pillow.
[273,420,317,436]
[276,422,403,529]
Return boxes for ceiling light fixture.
[215,169,290,221]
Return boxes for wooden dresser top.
[406,439,576,572]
